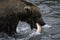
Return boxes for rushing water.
[0,1,60,40]
[38,1,60,40]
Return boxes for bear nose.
[36,17,46,26]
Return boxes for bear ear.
[24,6,31,12]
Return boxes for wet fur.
[0,0,45,36]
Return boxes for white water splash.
[16,21,31,34]
[43,24,51,28]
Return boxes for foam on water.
[16,21,31,34]
[16,21,42,40]
[16,21,52,40]
[43,24,51,28]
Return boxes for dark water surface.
[0,1,60,40]
[38,1,60,40]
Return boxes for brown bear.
[0,0,45,36]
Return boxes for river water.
[0,0,60,40]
